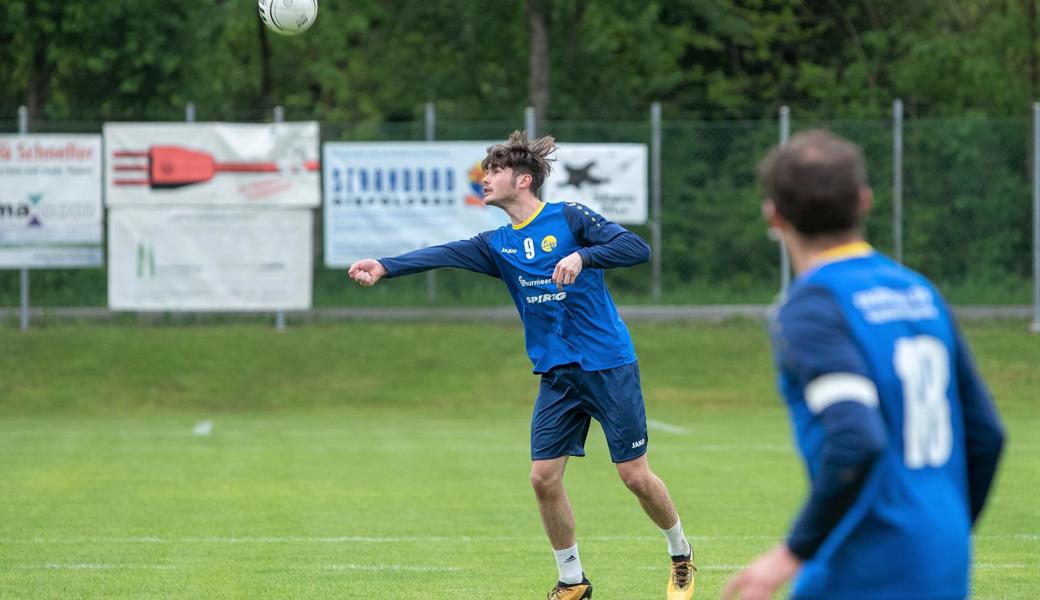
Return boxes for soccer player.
[722,130,1006,600]
[348,131,697,600]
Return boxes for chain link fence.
[0,108,1034,309]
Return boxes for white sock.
[553,543,584,584]
[662,519,692,558]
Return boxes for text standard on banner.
[322,142,508,267]
[322,141,647,267]
[0,134,103,268]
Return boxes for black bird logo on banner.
[559,161,608,189]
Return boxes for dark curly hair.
[481,130,557,196]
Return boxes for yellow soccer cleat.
[547,576,593,600]
[667,554,696,599]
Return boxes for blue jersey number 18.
[894,335,953,469]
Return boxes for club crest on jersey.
[540,235,558,253]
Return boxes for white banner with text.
[542,143,648,225]
[0,134,103,267]
[322,142,507,267]
[322,141,647,266]
[108,207,312,311]
[104,122,320,207]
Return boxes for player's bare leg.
[532,457,592,598]
[532,457,576,548]
[616,455,696,599]
[616,455,679,527]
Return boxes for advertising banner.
[104,122,320,208]
[542,143,648,225]
[108,207,312,311]
[322,141,648,266]
[322,142,508,267]
[0,134,103,267]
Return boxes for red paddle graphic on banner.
[112,146,319,188]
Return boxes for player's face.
[482,165,519,208]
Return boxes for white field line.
[14,563,177,570]
[646,419,690,435]
[685,443,790,451]
[7,533,1036,544]
[1,428,1036,452]
[326,564,462,573]
[641,563,1039,572]
[10,534,773,544]
[12,561,1031,574]
[974,563,1040,569]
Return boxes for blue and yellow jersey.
[770,243,1004,599]
[379,201,648,373]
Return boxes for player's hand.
[722,543,801,600]
[552,252,583,291]
[347,259,387,287]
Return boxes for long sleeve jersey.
[379,201,650,373]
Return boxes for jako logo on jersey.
[500,247,518,254]
[526,292,567,304]
[631,438,646,449]
[540,235,558,252]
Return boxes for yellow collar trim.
[811,241,874,268]
[513,202,546,230]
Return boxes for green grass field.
[0,320,1036,599]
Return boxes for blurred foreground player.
[723,130,1005,600]
[348,131,697,599]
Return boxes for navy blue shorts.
[531,361,648,463]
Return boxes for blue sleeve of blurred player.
[561,203,651,268]
[778,285,887,560]
[378,231,501,279]
[952,325,1005,524]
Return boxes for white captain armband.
[805,373,879,414]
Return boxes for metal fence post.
[185,102,196,123]
[273,105,288,330]
[525,106,537,138]
[779,106,792,298]
[650,102,662,302]
[18,106,30,331]
[893,99,904,264]
[425,102,437,304]
[1031,102,1040,333]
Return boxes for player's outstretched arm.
[371,235,501,281]
[347,259,387,287]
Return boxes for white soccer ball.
[259,0,318,36]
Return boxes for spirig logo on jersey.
[526,292,567,304]
[631,438,646,449]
